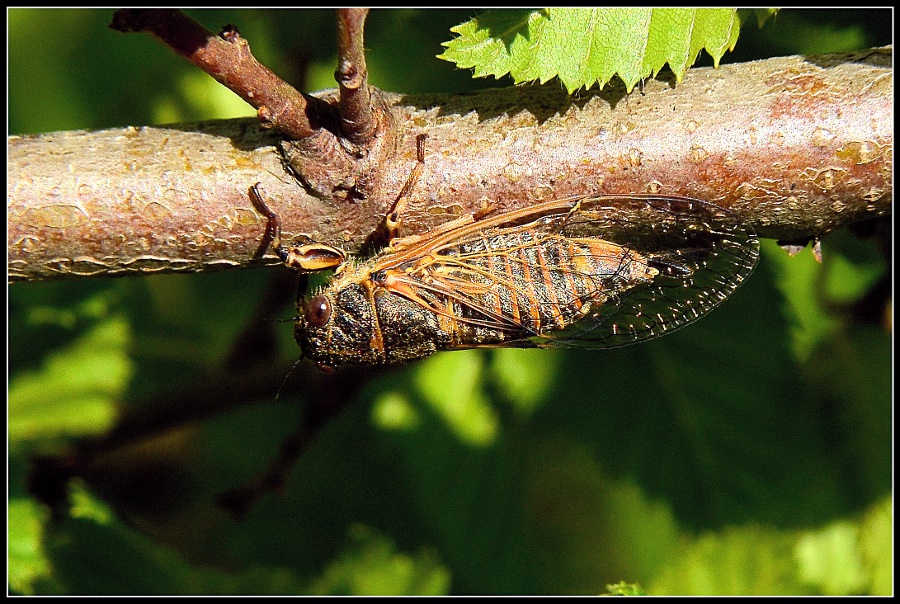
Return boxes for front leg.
[248,183,346,272]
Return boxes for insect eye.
[306,294,332,327]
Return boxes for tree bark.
[7,47,892,283]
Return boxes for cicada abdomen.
[386,227,659,345]
[294,195,759,368]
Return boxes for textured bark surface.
[7,47,892,283]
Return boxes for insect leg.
[250,184,346,271]
[249,183,283,261]
[384,133,428,241]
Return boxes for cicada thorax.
[295,258,454,367]
[294,195,759,368]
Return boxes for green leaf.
[8,315,133,445]
[8,498,54,595]
[649,525,807,595]
[412,350,499,446]
[307,524,451,595]
[746,8,779,28]
[646,496,892,595]
[795,520,867,595]
[438,8,748,93]
[858,496,893,595]
[606,581,646,596]
[37,482,316,595]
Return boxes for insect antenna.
[274,355,305,403]
[296,271,310,309]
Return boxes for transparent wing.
[534,196,759,348]
[383,195,759,349]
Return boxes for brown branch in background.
[109,9,327,140]
[28,348,380,520]
[335,8,378,145]
[214,367,366,518]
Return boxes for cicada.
[256,190,759,370]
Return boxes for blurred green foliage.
[8,8,892,595]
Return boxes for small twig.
[335,8,377,145]
[110,9,328,140]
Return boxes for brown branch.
[335,8,379,145]
[109,9,327,140]
[108,9,389,203]
[7,48,892,283]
